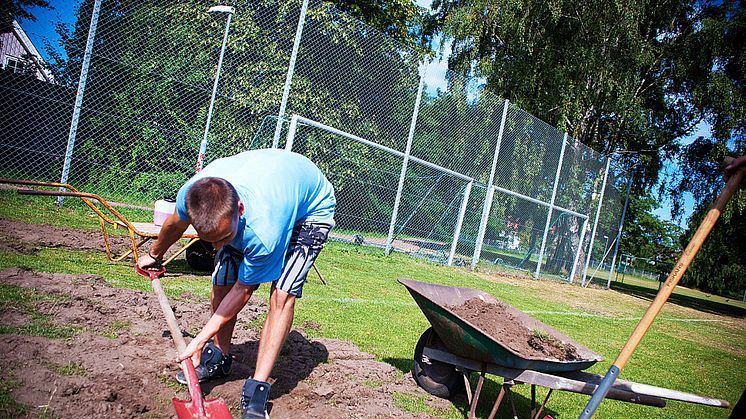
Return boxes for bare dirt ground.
[0,219,450,418]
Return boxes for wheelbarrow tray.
[400,279,603,373]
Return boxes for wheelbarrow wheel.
[185,240,216,272]
[413,327,464,399]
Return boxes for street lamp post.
[195,5,236,173]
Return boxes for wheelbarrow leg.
[312,262,327,285]
[469,364,487,419]
[506,383,518,419]
[533,389,553,419]
[531,384,536,417]
[163,237,200,266]
[487,383,508,419]
[462,370,473,405]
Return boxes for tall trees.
[45,0,426,219]
[665,1,745,294]
[426,0,729,186]
[426,0,745,291]
[332,0,429,52]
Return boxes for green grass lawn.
[585,272,746,316]
[0,190,744,418]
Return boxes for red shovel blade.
[171,360,232,419]
[172,397,232,419]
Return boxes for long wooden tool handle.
[614,162,742,369]
[580,159,744,419]
[151,278,188,352]
[150,277,206,417]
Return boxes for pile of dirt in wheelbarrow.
[448,297,581,361]
[0,219,450,418]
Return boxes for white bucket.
[154,199,176,226]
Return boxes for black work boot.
[175,341,232,384]
[241,378,271,419]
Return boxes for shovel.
[136,265,232,419]
[579,157,745,418]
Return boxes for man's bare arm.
[138,210,190,268]
[176,281,255,365]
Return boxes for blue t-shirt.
[176,149,336,284]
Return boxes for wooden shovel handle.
[580,157,745,419]
[150,277,188,352]
[614,157,744,369]
[149,276,207,417]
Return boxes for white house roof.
[2,19,56,83]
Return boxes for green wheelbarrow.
[399,279,729,419]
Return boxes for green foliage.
[622,192,682,263]
[330,0,430,53]
[668,128,745,295]
[42,0,431,236]
[679,191,746,297]
[426,0,744,292]
[428,0,698,175]
[669,0,746,146]
[132,171,187,201]
[0,71,73,181]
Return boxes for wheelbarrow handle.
[580,159,745,419]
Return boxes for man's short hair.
[186,177,239,233]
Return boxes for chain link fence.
[0,0,631,284]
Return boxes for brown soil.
[447,297,581,361]
[0,218,132,255]
[0,218,450,418]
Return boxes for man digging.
[137,148,336,418]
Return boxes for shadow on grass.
[164,259,209,276]
[383,356,559,418]
[609,280,746,318]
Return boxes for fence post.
[471,99,510,269]
[284,114,299,151]
[385,61,427,255]
[273,0,310,148]
[607,168,633,288]
[448,180,473,266]
[570,218,589,283]
[57,0,102,206]
[196,5,235,173]
[582,156,611,287]
[534,133,567,278]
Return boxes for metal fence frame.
[283,113,612,284]
[0,0,632,286]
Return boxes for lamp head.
[209,5,235,14]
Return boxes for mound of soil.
[0,218,450,418]
[447,297,581,361]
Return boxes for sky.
[18,0,700,228]
[18,0,79,62]
[651,122,709,228]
